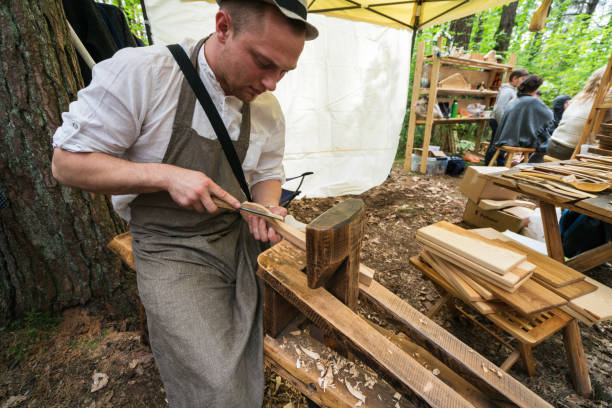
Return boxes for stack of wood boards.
[561,277,612,326]
[414,222,595,316]
[472,228,606,323]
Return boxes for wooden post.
[539,201,565,262]
[404,41,425,172]
[420,53,441,173]
[306,199,365,311]
[563,319,592,397]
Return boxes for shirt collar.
[198,43,242,106]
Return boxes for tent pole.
[140,0,154,45]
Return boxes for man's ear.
[215,10,233,43]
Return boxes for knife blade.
[212,197,284,221]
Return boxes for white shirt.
[550,95,612,148]
[53,39,286,221]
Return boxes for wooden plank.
[359,277,554,408]
[263,333,403,408]
[366,320,503,408]
[468,274,566,316]
[416,236,527,290]
[575,192,612,220]
[411,255,508,316]
[570,277,612,321]
[470,228,585,288]
[257,246,476,408]
[421,251,484,302]
[566,241,612,272]
[306,198,365,311]
[416,224,526,275]
[535,278,598,300]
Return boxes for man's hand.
[166,166,241,213]
[247,205,288,244]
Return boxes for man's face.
[217,8,306,102]
[511,75,528,87]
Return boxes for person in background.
[485,68,529,163]
[550,94,571,133]
[547,66,612,160]
[486,75,553,165]
[489,68,529,136]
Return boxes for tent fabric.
[196,0,516,31]
[143,0,411,198]
[305,0,517,30]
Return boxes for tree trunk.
[0,0,126,325]
[494,1,519,53]
[449,15,474,49]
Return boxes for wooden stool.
[454,304,572,376]
[478,141,490,155]
[411,254,592,397]
[488,146,536,167]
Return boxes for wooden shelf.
[404,41,517,174]
[424,56,513,71]
[415,117,490,125]
[419,88,498,97]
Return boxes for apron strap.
[167,43,252,202]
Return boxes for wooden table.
[481,162,612,272]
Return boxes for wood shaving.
[394,392,401,400]
[432,368,440,376]
[345,380,366,404]
[481,363,488,373]
[300,346,320,360]
[289,330,301,336]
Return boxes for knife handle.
[212,197,239,211]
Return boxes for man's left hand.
[247,205,288,244]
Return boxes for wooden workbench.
[480,161,612,271]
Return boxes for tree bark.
[494,1,519,53]
[0,0,126,325]
[449,15,474,49]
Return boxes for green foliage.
[3,311,61,362]
[399,0,612,159]
[104,0,149,45]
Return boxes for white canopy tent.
[144,0,412,197]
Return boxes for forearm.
[52,148,170,195]
[250,179,282,207]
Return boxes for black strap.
[167,44,252,202]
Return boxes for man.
[52,1,317,406]
[485,68,529,165]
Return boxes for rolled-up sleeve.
[52,47,153,157]
[247,94,286,187]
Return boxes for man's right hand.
[165,166,241,213]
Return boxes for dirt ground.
[1,164,611,407]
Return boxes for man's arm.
[52,148,240,213]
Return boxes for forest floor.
[1,163,611,408]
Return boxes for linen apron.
[129,38,264,408]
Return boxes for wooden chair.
[488,146,536,167]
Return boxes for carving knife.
[212,197,284,221]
